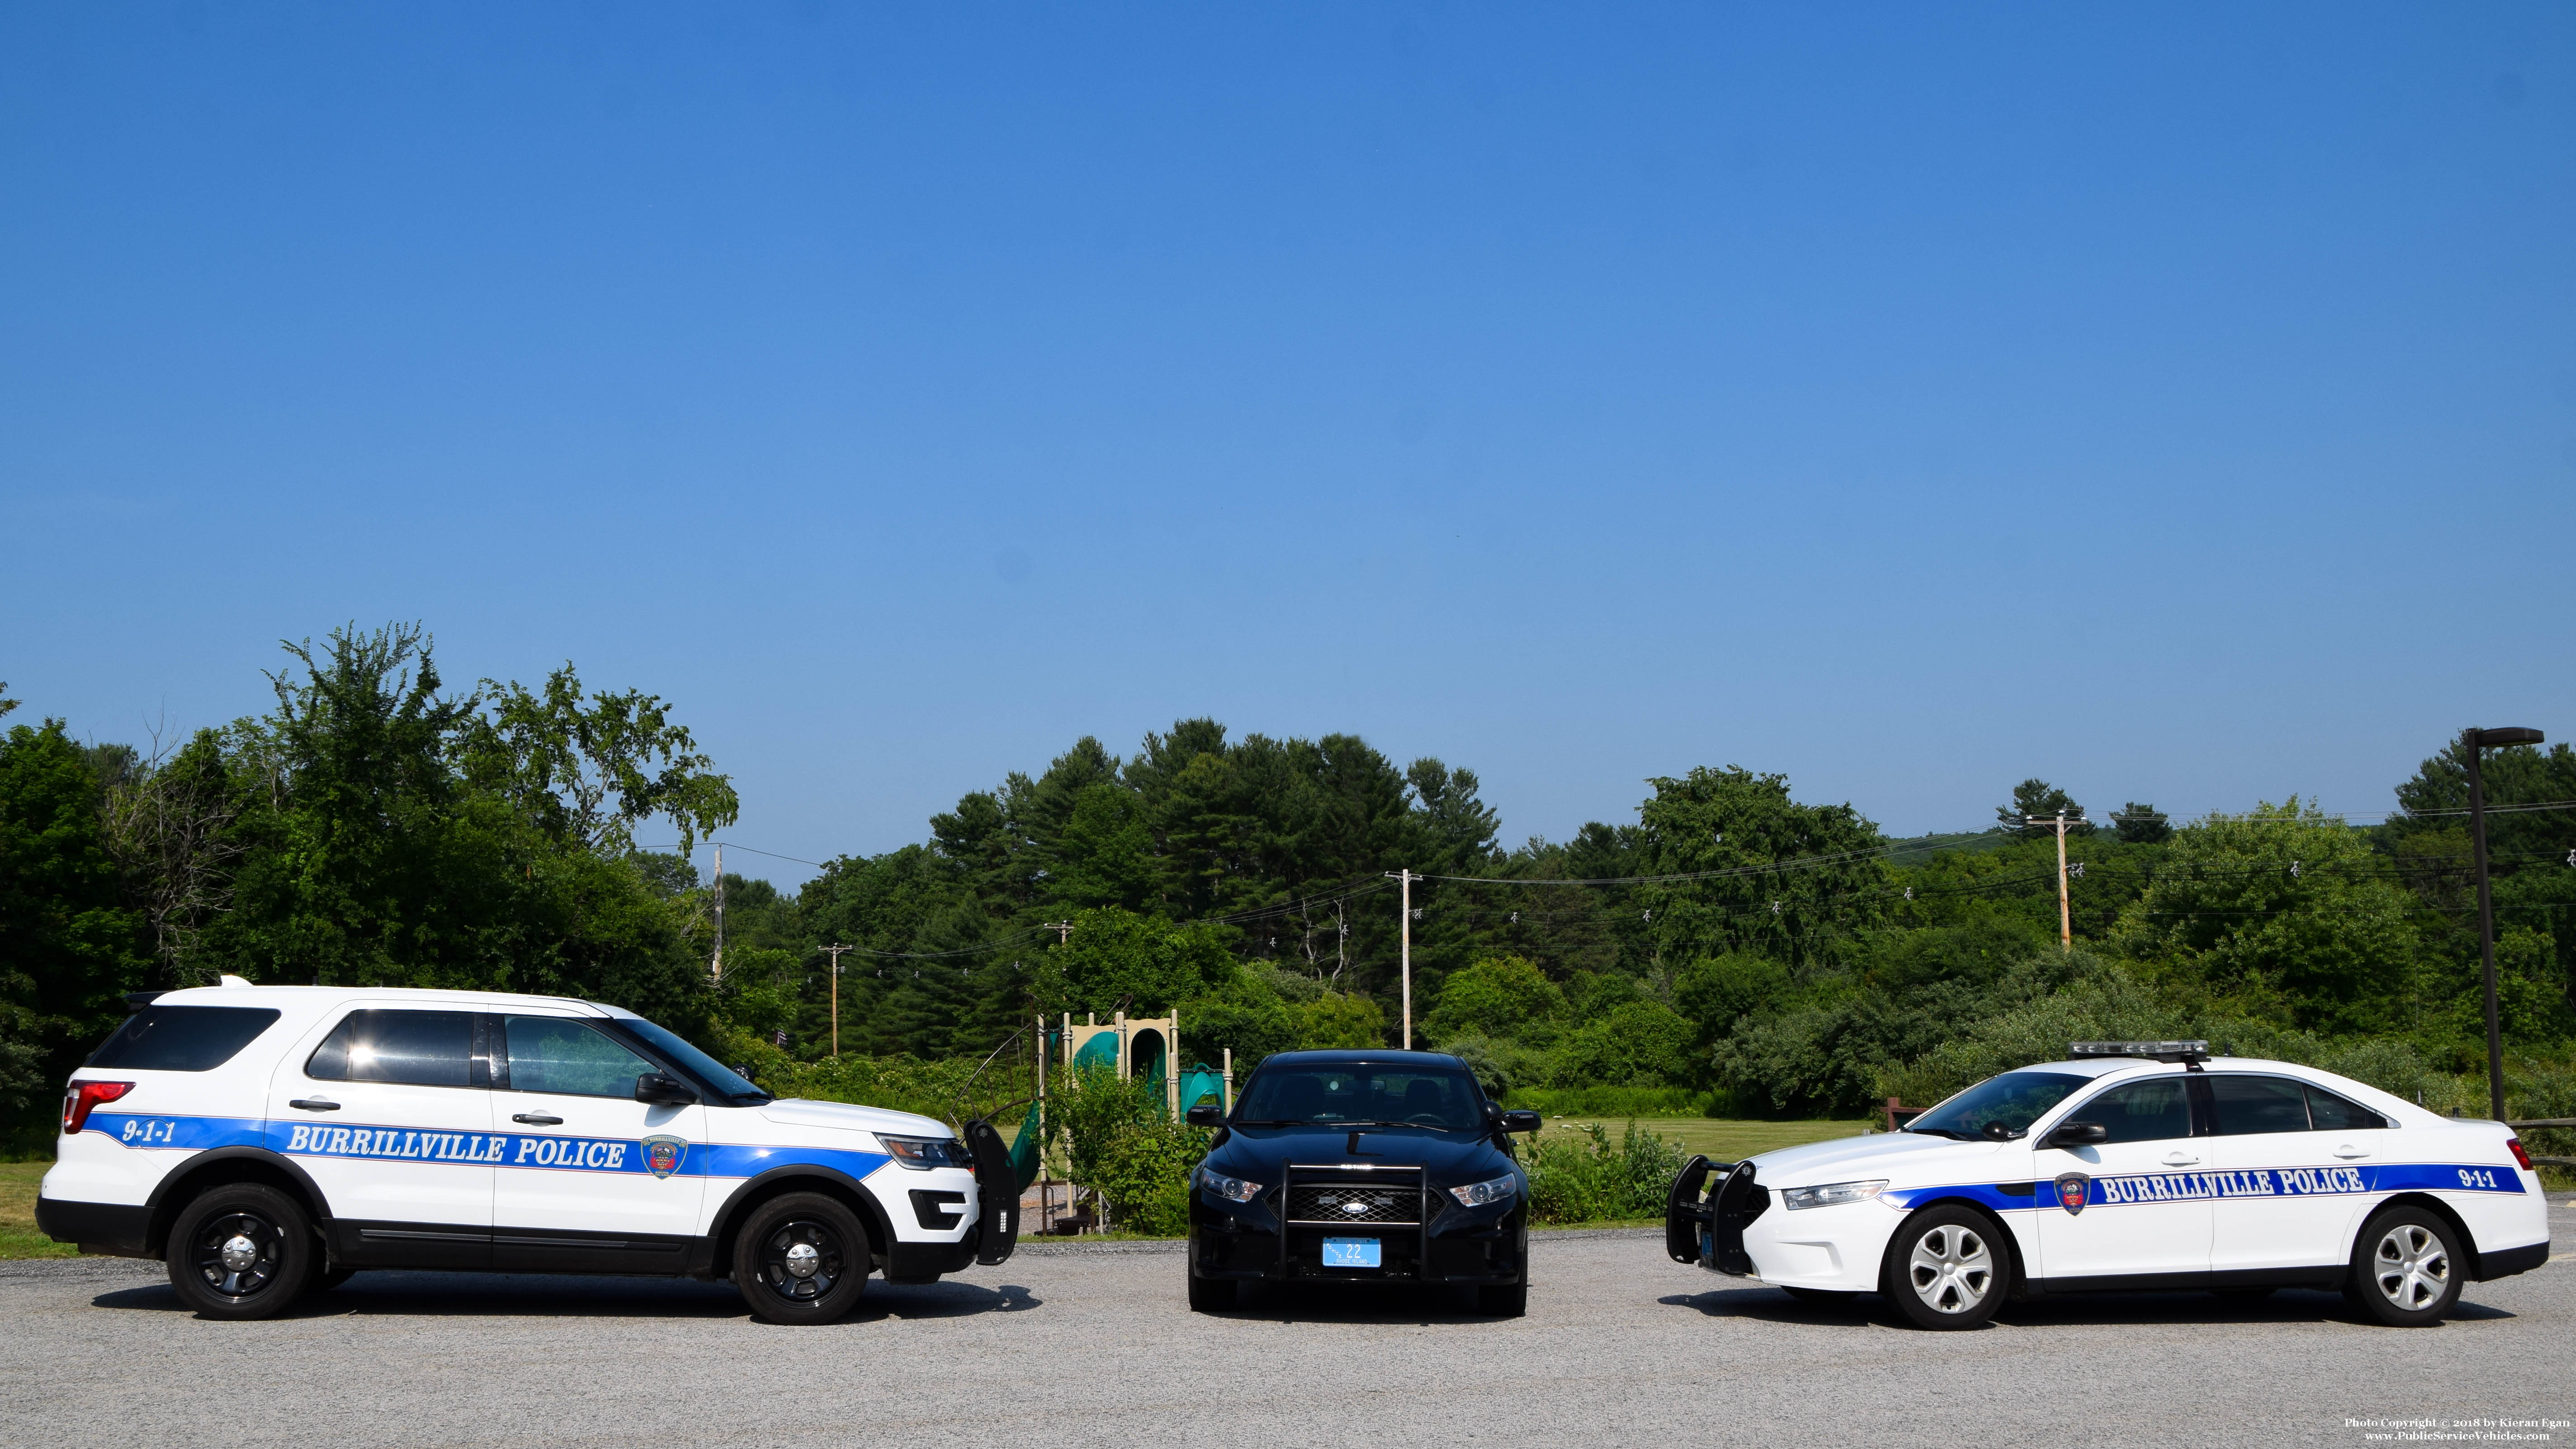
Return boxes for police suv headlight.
[1195,1166,1263,1203]
[1447,1174,1517,1208]
[1781,1179,1889,1210]
[880,1134,969,1170]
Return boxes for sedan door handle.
[511,1113,562,1126]
[2333,1145,2370,1160]
[288,1099,340,1112]
[2162,1152,2201,1166]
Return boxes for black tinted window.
[2305,1085,2387,1131]
[2210,1076,2311,1135]
[1237,1065,1484,1131]
[86,1006,281,1072]
[2075,1079,2193,1144]
[306,1010,477,1087]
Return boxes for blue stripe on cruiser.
[84,1112,895,1183]
[1883,1162,2526,1213]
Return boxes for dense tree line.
[6,624,2573,1150]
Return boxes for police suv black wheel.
[1186,1267,1235,1313]
[735,1193,869,1325]
[1880,1205,2007,1331]
[2345,1205,2462,1327]
[167,1183,315,1321]
[1476,1282,1527,1318]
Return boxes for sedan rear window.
[86,1005,282,1072]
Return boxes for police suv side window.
[2077,1079,2193,1144]
[2304,1086,2387,1131]
[2208,1076,2311,1135]
[503,1015,657,1098]
[305,1010,480,1087]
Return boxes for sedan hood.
[759,1097,951,1140]
[1751,1132,2009,1185]
[1211,1124,1513,1183]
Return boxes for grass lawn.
[1533,1116,1874,1163]
[0,1161,75,1260]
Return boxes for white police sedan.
[38,982,1018,1322]
[1665,1042,2550,1329]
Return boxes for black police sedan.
[1183,1049,1541,1316]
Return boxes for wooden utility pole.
[1387,869,1418,1048]
[1044,920,1073,945]
[710,844,725,982]
[822,944,851,1056]
[2025,812,2080,950]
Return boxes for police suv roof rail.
[2070,1039,2210,1070]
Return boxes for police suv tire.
[1879,1204,2008,1331]
[166,1183,316,1321]
[1780,1286,1860,1306]
[1186,1268,1235,1313]
[734,1192,870,1325]
[1476,1282,1527,1318]
[2345,1205,2463,1327]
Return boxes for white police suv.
[1665,1042,2550,1330]
[38,982,1017,1322]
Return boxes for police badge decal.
[2054,1172,2090,1215]
[642,1135,688,1180]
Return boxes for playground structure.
[1035,1010,1233,1234]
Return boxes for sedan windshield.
[1236,1065,1483,1132]
[1906,1071,2089,1141]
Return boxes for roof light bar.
[2070,1040,2209,1065]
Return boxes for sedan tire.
[1880,1204,2008,1331]
[2345,1205,2463,1327]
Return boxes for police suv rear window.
[306,1010,478,1087]
[86,1005,283,1072]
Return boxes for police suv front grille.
[1286,1183,1423,1225]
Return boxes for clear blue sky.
[5,4,2571,885]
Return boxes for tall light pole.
[2464,726,2544,1122]
[822,944,851,1057]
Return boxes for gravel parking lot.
[3,1206,2570,1449]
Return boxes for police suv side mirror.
[1185,1104,1225,1128]
[635,1073,698,1106]
[1499,1110,1541,1134]
[2043,1121,2108,1150]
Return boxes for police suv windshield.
[1905,1070,2089,1141]
[614,1017,770,1104]
[1235,1064,1483,1132]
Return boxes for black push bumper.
[1664,1156,1764,1275]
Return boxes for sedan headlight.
[880,1134,970,1170]
[1196,1166,1263,1203]
[1781,1178,1889,1210]
[1447,1174,1517,1208]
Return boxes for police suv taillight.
[61,1080,133,1135]
[2506,1137,2534,1172]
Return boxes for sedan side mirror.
[635,1073,698,1107]
[1185,1104,1225,1128]
[2043,1121,2108,1149]
[1499,1109,1541,1134]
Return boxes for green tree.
[1997,779,2094,838]
[2115,800,2421,1035]
[0,711,153,1146]
[1030,906,1236,1017]
[1421,954,1564,1044]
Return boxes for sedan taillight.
[2505,1137,2534,1172]
[61,1081,133,1135]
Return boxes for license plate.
[1322,1237,1381,1269]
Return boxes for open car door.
[963,1117,1020,1266]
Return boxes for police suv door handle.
[288,1099,340,1112]
[2161,1151,2201,1166]
[510,1113,563,1126]
[2333,1144,2370,1160]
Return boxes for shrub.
[1523,1120,1688,1225]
